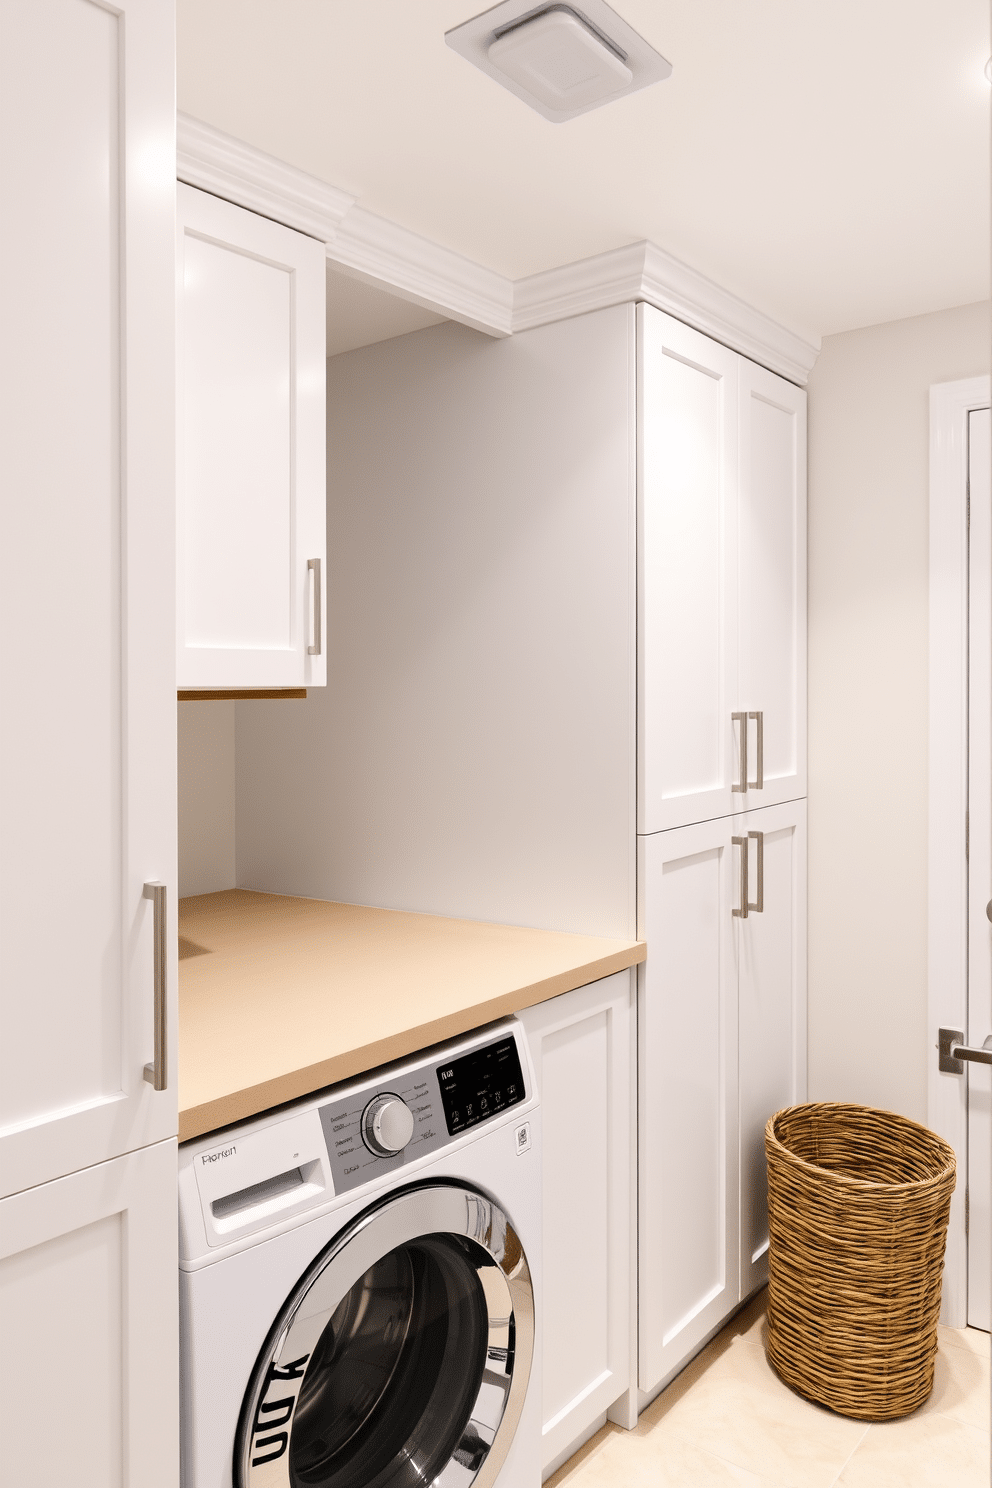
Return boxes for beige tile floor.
[548,1292,991,1488]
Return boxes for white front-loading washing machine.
[179,1018,542,1488]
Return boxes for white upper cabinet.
[638,306,739,833]
[176,184,326,690]
[738,360,807,810]
[0,0,177,1198]
[638,306,807,833]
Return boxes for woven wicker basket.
[764,1102,956,1421]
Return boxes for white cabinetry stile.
[518,971,635,1476]
[0,0,178,1478]
[177,184,326,691]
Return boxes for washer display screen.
[436,1037,525,1135]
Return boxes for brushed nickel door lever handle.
[939,1027,992,1073]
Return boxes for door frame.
[927,374,990,1327]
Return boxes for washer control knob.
[362,1094,415,1157]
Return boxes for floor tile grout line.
[659,1421,799,1488]
[824,1422,872,1488]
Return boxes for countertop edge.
[178,939,645,1143]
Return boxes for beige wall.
[177,701,236,897]
[807,300,990,1122]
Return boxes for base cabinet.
[0,1140,179,1487]
[637,799,806,1397]
[518,971,635,1476]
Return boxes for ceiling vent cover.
[446,0,672,123]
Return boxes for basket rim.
[765,1101,956,1194]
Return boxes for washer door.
[235,1183,534,1488]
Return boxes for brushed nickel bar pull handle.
[747,830,764,913]
[732,712,747,793]
[732,835,748,918]
[748,710,763,789]
[939,1027,992,1073]
[143,882,167,1091]
[307,558,322,657]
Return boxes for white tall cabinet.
[637,304,807,1400]
[0,1,179,1481]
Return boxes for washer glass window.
[236,1184,534,1488]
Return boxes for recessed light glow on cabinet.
[446,0,672,123]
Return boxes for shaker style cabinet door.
[735,799,807,1299]
[638,821,740,1395]
[518,971,634,1473]
[177,184,326,690]
[638,304,739,834]
[0,1139,179,1488]
[737,360,807,811]
[0,0,177,1199]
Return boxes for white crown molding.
[176,114,819,380]
[176,113,511,337]
[329,208,513,337]
[513,240,820,384]
[177,113,355,243]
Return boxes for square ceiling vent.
[446,0,671,123]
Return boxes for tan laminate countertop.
[178,889,645,1142]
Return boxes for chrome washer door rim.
[234,1182,534,1488]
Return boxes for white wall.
[807,300,990,1122]
[234,309,637,938]
[177,701,236,897]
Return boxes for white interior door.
[738,360,807,810]
[0,0,177,1199]
[177,183,326,690]
[736,799,807,1300]
[637,820,739,1394]
[638,305,739,834]
[967,404,992,1330]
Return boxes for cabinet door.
[737,360,807,809]
[736,799,807,1298]
[638,305,739,833]
[177,184,326,689]
[0,1139,179,1487]
[638,821,740,1395]
[518,971,634,1473]
[0,0,177,1198]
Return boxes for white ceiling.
[178,1,990,344]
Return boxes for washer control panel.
[317,1031,527,1196]
[436,1034,525,1136]
[319,1065,447,1195]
